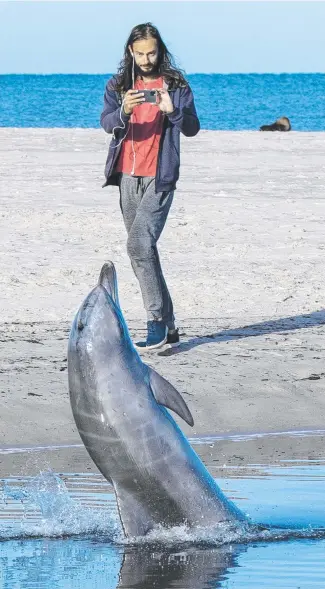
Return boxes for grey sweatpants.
[119,173,175,328]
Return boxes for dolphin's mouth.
[98,262,120,307]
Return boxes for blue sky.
[1,1,325,74]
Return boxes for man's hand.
[156,89,175,115]
[122,90,145,115]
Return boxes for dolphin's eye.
[78,320,84,331]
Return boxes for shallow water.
[1,435,325,588]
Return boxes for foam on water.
[127,522,325,548]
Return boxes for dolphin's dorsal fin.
[148,367,194,427]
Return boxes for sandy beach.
[1,128,325,463]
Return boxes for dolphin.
[68,262,247,537]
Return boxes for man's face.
[130,38,159,77]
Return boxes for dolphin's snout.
[98,262,119,306]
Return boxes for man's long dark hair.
[114,23,187,93]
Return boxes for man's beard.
[136,63,159,78]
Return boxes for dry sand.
[1,128,325,468]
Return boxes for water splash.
[1,470,325,547]
[1,470,122,541]
[125,521,325,548]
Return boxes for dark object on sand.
[260,117,291,132]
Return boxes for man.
[100,22,200,350]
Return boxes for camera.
[142,89,157,103]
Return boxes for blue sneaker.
[135,320,168,350]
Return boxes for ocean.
[1,73,324,131]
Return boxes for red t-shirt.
[115,77,164,177]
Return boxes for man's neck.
[137,73,161,83]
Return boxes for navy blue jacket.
[100,76,200,192]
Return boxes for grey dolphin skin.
[68,262,247,537]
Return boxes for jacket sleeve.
[166,85,200,137]
[100,78,130,134]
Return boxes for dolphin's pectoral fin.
[148,367,194,427]
[114,484,155,538]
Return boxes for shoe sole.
[134,333,168,352]
[136,341,181,353]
